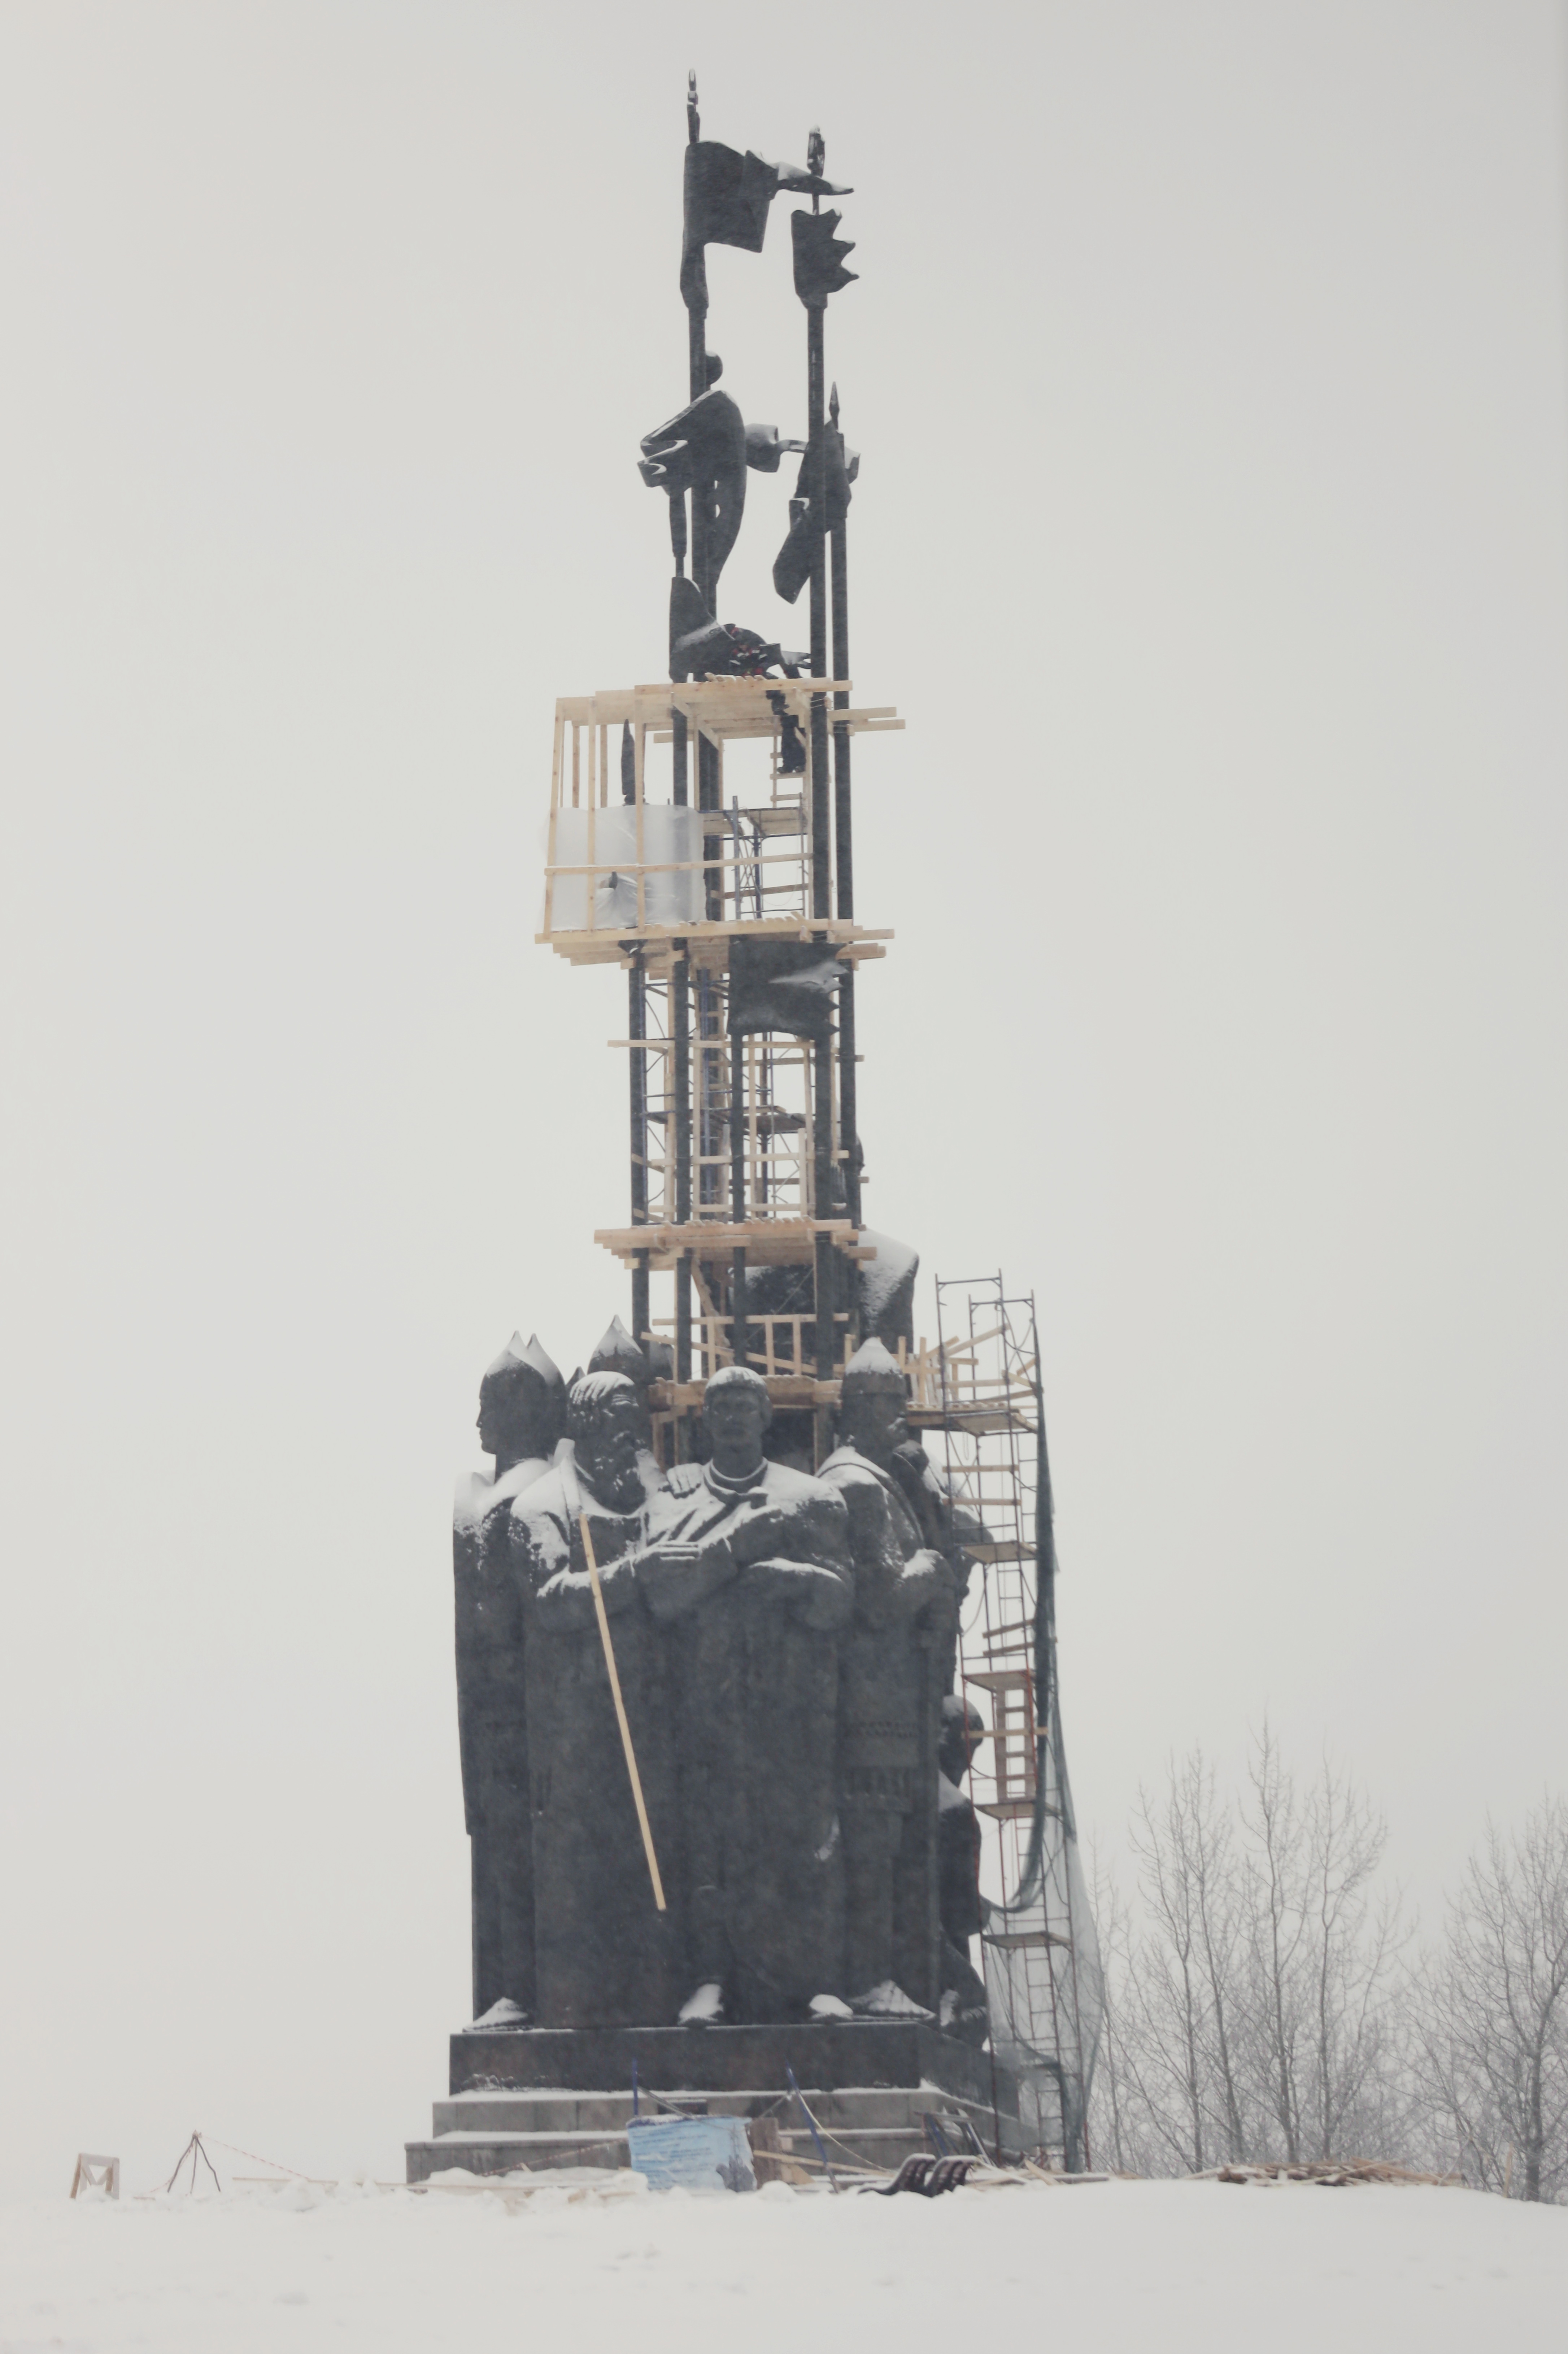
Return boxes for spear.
[579,1513,666,1911]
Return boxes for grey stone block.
[448,2022,1012,2109]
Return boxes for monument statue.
[413,83,1102,2189]
[637,1366,854,2025]
[448,1313,1005,2046]
[453,1333,564,2023]
[452,1337,995,2049]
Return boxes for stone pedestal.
[405,2023,1022,2182]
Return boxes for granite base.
[405,2024,1022,2184]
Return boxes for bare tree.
[1231,1727,1407,2163]
[1303,1762,1404,2160]
[1412,1796,1568,2202]
[1238,1725,1310,2160]
[1186,1756,1250,2159]
[1085,1839,1144,2175]
[1097,1751,1256,2172]
[1125,1758,1217,2171]
[1091,1743,1568,2190]
[1092,1729,1408,2172]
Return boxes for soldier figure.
[937,1693,991,2047]
[511,1372,680,2029]
[453,1333,565,2023]
[586,1314,669,1494]
[819,1339,957,2016]
[636,1366,853,2026]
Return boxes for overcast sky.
[1,1,1564,2200]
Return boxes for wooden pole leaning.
[577,1512,666,1912]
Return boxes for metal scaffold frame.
[922,1273,1104,2169]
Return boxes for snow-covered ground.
[4,2172,1563,2352]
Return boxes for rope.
[785,2066,840,2191]
[203,2136,315,2181]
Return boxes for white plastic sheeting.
[546,806,706,931]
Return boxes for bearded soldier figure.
[511,1372,679,2029]
[819,1338,958,2017]
[636,1366,853,2027]
[453,1333,565,2024]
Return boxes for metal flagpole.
[829,380,860,1234]
[803,128,837,1448]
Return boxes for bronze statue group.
[454,1326,990,2044]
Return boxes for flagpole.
[829,382,859,1234]
[802,131,837,1442]
[670,74,704,1452]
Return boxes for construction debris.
[1203,2158,1463,2188]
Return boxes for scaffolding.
[539,680,899,958]
[911,1273,1104,2169]
[536,677,899,1458]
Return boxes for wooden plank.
[555,684,883,732]
[585,717,596,891]
[906,1405,1033,1436]
[594,1215,866,1271]
[539,917,893,951]
[650,1375,844,1411]
[544,771,559,935]
[536,925,894,969]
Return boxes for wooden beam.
[594,1216,873,1270]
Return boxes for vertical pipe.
[699,736,721,919]
[676,85,705,1460]
[691,249,717,915]
[629,949,650,1349]
[629,953,648,1224]
[829,414,860,1233]
[674,949,691,1221]
[730,1020,748,1373]
[810,1020,838,1449]
[811,1031,835,1232]
[807,310,830,920]
[696,969,717,1209]
[838,971,860,1237]
[806,293,834,1451]
[830,400,853,922]
[672,944,692,1456]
